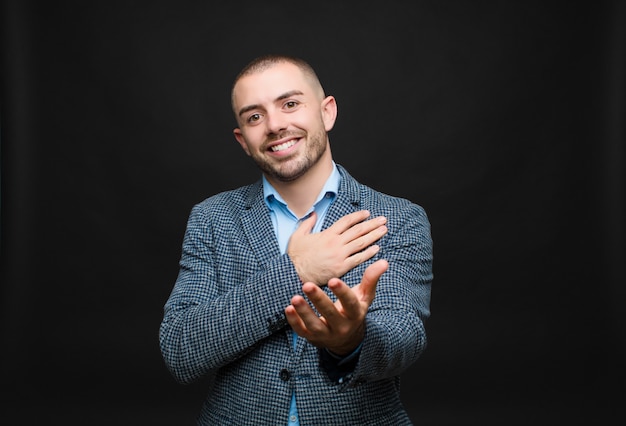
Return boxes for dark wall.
[2,1,624,424]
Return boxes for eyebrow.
[238,90,304,117]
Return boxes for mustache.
[265,131,306,144]
[265,130,306,143]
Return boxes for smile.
[270,139,298,152]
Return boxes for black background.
[2,1,624,425]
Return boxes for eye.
[284,100,299,109]
[247,113,262,123]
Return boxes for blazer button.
[279,369,291,382]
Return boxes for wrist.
[327,327,364,356]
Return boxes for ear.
[233,128,251,156]
[321,96,337,132]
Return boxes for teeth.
[271,140,297,152]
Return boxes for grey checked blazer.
[160,165,433,425]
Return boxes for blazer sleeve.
[337,201,433,389]
[159,202,302,384]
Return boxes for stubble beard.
[252,129,328,183]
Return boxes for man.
[159,54,433,425]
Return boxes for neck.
[266,145,333,217]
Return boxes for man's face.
[232,62,336,183]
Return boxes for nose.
[265,110,287,135]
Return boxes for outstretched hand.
[284,259,389,356]
[287,210,387,286]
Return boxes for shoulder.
[361,186,430,239]
[189,181,262,221]
[361,184,422,211]
[338,164,427,218]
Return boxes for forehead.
[233,62,316,109]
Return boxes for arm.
[159,204,302,384]
[350,203,433,383]
[285,203,433,385]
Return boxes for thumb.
[294,211,317,235]
[359,259,389,303]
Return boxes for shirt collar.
[263,162,340,208]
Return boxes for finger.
[290,290,328,333]
[327,278,362,319]
[294,211,317,235]
[340,215,387,241]
[344,224,387,256]
[327,210,371,234]
[302,282,341,324]
[343,244,380,271]
[358,259,389,303]
[285,304,308,336]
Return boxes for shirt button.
[279,369,291,381]
[290,415,297,422]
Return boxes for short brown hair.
[231,54,325,111]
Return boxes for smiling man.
[159,55,433,425]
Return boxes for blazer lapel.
[240,181,281,266]
[240,181,294,349]
[322,165,362,230]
